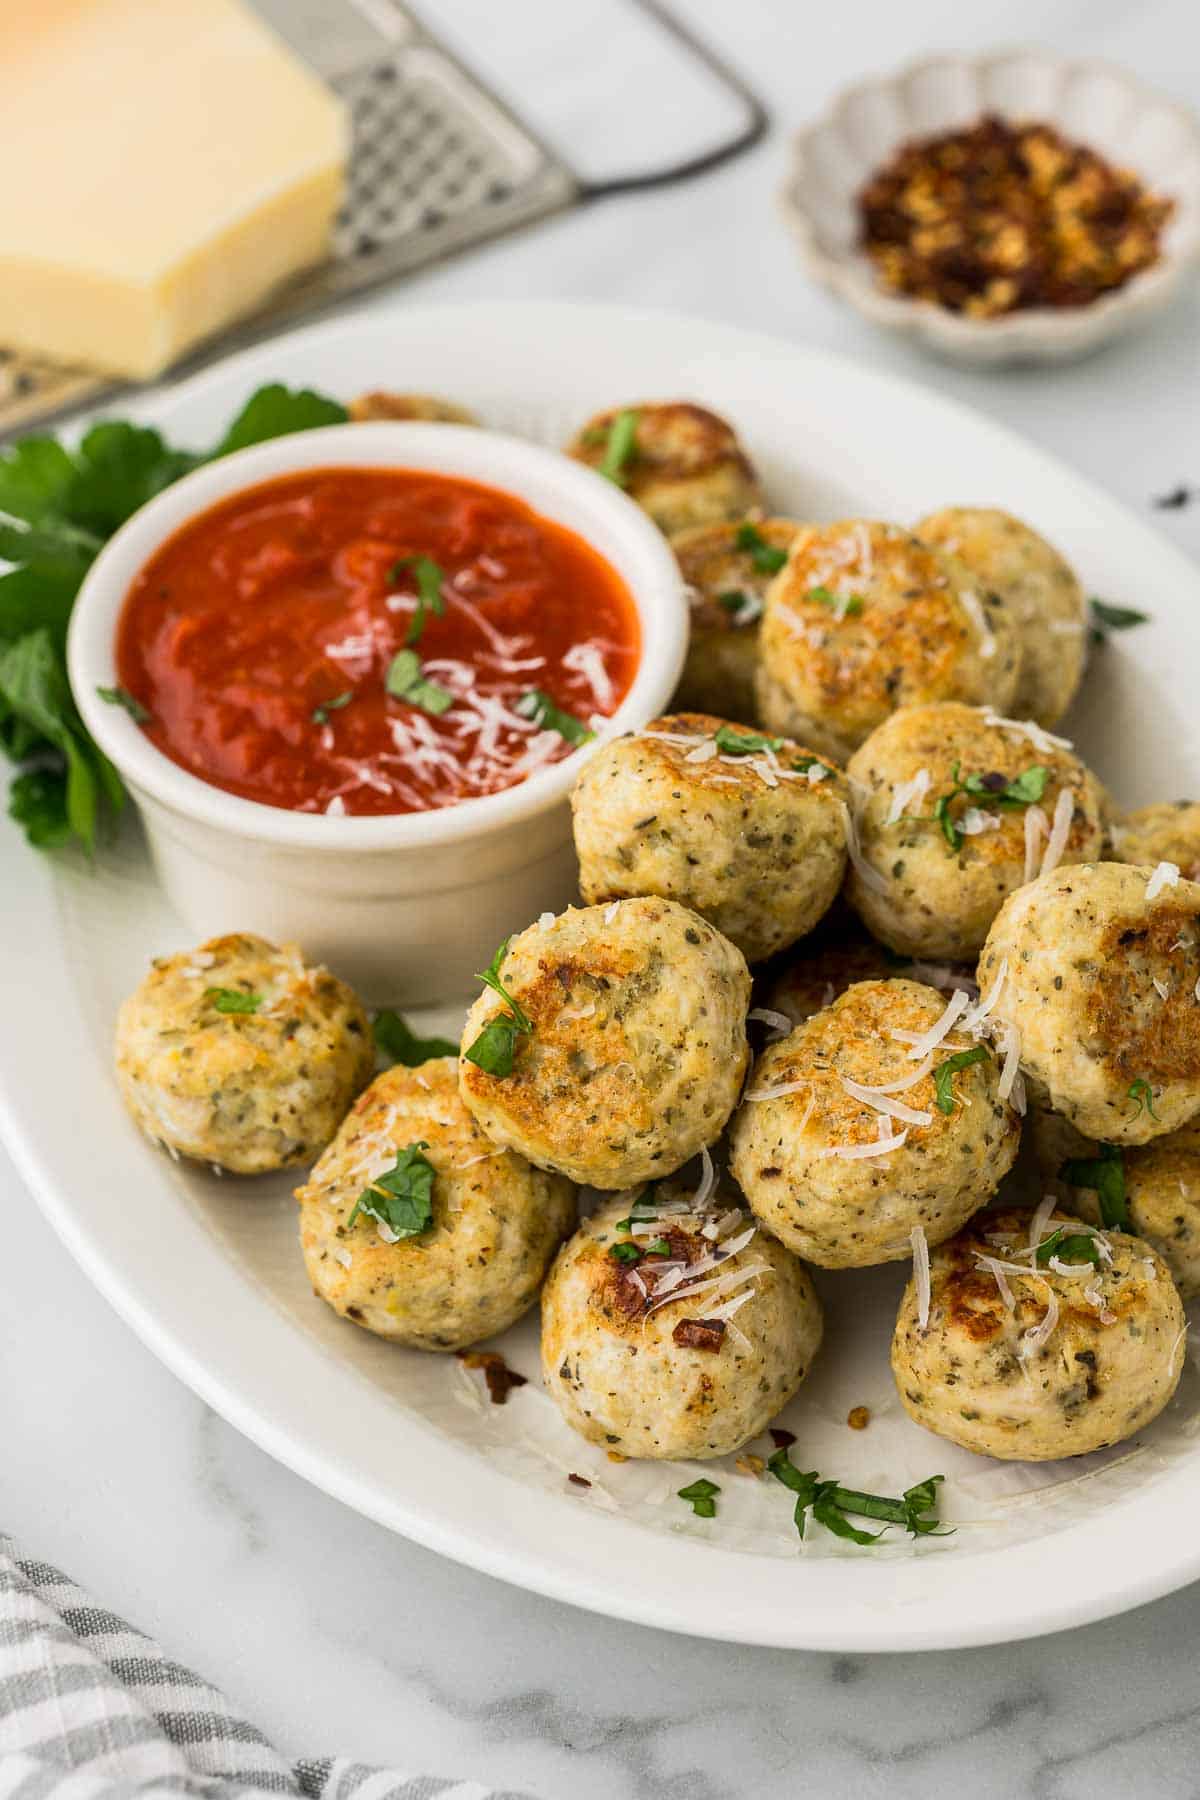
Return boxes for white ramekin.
[69,423,687,1004]
[780,49,1200,366]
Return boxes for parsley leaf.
[598,409,640,486]
[929,760,1049,852]
[1034,1226,1104,1269]
[389,554,446,647]
[312,690,352,725]
[932,1045,990,1114]
[373,1010,458,1067]
[717,589,763,623]
[514,689,594,746]
[677,1477,720,1518]
[807,584,864,615]
[348,1141,436,1239]
[1060,1143,1128,1230]
[464,938,534,1077]
[767,1449,950,1541]
[97,685,151,724]
[713,725,784,756]
[203,987,262,1015]
[736,522,788,575]
[385,649,454,716]
[609,1241,643,1265]
[8,768,71,848]
[1090,597,1150,643]
[1127,1076,1160,1120]
[208,384,348,459]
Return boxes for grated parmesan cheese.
[886,767,932,825]
[1146,860,1181,901]
[959,589,996,658]
[1038,785,1075,880]
[841,1077,932,1128]
[1023,805,1049,884]
[911,1225,931,1329]
[840,801,888,895]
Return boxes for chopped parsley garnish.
[713,725,784,756]
[609,1241,643,1265]
[1090,597,1150,644]
[932,1045,990,1113]
[1127,1076,1160,1120]
[463,937,534,1077]
[598,409,640,486]
[347,1141,436,1240]
[0,382,346,855]
[1060,1143,1128,1230]
[807,584,864,615]
[311,689,352,725]
[96,684,151,723]
[677,1477,720,1518]
[203,987,262,1015]
[389,554,446,647]
[514,689,594,746]
[373,1010,458,1067]
[767,1448,949,1542]
[717,589,763,623]
[735,522,788,575]
[385,649,454,716]
[1034,1226,1104,1269]
[929,760,1049,852]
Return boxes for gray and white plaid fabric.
[0,1534,530,1800]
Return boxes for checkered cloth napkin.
[0,1533,530,1800]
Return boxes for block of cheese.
[1,0,348,378]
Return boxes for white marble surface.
[8,1,1200,1794]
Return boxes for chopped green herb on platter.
[373,1010,459,1067]
[712,724,784,756]
[1034,1226,1104,1269]
[1090,597,1150,644]
[347,1141,436,1240]
[767,1448,950,1542]
[0,383,348,853]
[384,649,454,716]
[932,1045,990,1114]
[203,987,262,1015]
[463,938,535,1077]
[598,409,640,486]
[929,760,1049,852]
[677,1477,720,1518]
[1060,1143,1129,1230]
[735,522,788,575]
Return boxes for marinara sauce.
[115,466,642,816]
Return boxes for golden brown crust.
[348,390,479,424]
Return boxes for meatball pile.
[111,393,1192,1526]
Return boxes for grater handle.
[576,0,769,201]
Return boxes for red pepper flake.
[858,114,1174,317]
[769,1426,797,1449]
[672,1317,727,1352]
[457,1350,528,1405]
[568,1472,592,1488]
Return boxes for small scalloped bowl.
[781,49,1200,365]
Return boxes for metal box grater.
[0,0,765,437]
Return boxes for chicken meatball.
[566,401,763,536]
[348,390,479,424]
[1112,802,1200,882]
[297,1060,575,1350]
[844,702,1106,961]
[571,712,848,963]
[756,521,1021,763]
[917,507,1086,727]
[541,1185,822,1459]
[729,978,1020,1267]
[979,861,1200,1145]
[766,924,971,1028]
[459,899,751,1189]
[115,933,373,1174]
[892,1207,1185,1460]
[670,518,801,720]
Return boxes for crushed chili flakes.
[568,1472,592,1489]
[457,1350,528,1405]
[858,114,1174,317]
[847,1405,871,1431]
[672,1317,727,1352]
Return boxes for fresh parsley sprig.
[348,1141,436,1240]
[464,938,534,1077]
[1090,597,1150,644]
[735,522,788,575]
[598,409,640,486]
[1034,1226,1104,1269]
[389,554,446,647]
[514,689,594,746]
[0,383,347,853]
[1060,1143,1128,1230]
[385,649,454,716]
[767,1448,950,1542]
[929,760,1049,852]
[932,1044,990,1113]
[373,1010,458,1067]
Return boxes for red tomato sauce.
[115,466,642,816]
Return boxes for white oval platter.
[2,300,1199,1652]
